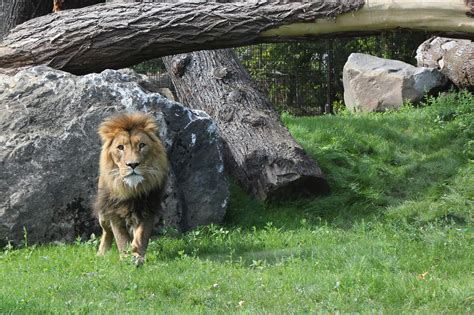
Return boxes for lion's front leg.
[97,215,113,256]
[110,218,131,258]
[131,215,155,266]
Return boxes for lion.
[93,112,169,266]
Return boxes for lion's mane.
[93,112,169,222]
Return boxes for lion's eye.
[117,144,124,150]
[139,143,146,149]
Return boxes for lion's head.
[97,112,169,199]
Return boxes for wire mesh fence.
[235,43,332,115]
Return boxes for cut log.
[1,0,473,74]
[416,37,474,91]
[162,50,330,201]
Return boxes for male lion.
[93,112,169,266]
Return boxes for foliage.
[132,58,165,74]
[1,92,472,313]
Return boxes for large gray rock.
[0,66,228,245]
[343,53,448,112]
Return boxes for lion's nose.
[127,162,140,169]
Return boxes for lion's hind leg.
[97,215,114,256]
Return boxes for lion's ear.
[142,116,159,135]
[98,120,116,143]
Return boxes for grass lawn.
[1,91,473,314]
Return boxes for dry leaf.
[417,271,429,280]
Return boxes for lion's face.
[98,112,169,199]
[109,129,156,188]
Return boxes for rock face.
[416,37,473,91]
[0,66,228,246]
[343,53,447,112]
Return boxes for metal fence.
[235,43,332,115]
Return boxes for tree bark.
[163,50,330,201]
[416,37,473,91]
[0,0,106,40]
[1,0,473,74]
[0,0,52,40]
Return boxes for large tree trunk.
[1,0,473,74]
[0,0,52,40]
[163,50,330,201]
[0,0,105,40]
[416,37,473,91]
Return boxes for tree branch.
[1,0,472,74]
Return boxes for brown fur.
[53,0,63,12]
[93,112,169,266]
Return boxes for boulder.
[343,53,448,113]
[0,66,228,246]
[416,37,473,91]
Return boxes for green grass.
[1,91,473,314]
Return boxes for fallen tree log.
[0,0,105,41]
[416,37,473,91]
[1,0,473,74]
[163,50,330,201]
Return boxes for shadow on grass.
[148,233,319,267]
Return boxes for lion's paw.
[132,254,145,267]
